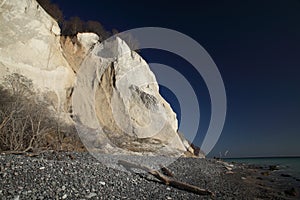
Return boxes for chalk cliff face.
[73,37,188,155]
[0,0,200,157]
[0,0,75,120]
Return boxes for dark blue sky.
[52,0,300,157]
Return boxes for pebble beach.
[0,152,299,199]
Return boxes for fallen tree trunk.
[118,160,214,196]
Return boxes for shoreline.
[0,152,299,199]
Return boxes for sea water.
[223,157,300,179]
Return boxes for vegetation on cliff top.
[37,0,139,49]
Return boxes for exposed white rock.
[0,0,201,157]
[0,0,75,120]
[51,24,61,36]
[77,32,99,51]
[73,37,187,155]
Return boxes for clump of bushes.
[0,73,84,152]
[37,0,139,49]
[37,0,110,41]
[61,17,111,41]
[37,0,63,24]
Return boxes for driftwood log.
[118,160,214,196]
[1,149,54,157]
[159,164,175,177]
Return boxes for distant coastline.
[224,157,300,180]
[224,156,300,159]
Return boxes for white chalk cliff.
[0,0,199,157]
[0,0,74,120]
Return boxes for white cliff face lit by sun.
[0,0,75,121]
[73,37,188,155]
[0,0,202,157]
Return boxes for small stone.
[166,187,171,191]
[62,194,67,199]
[86,192,97,199]
[100,181,105,186]
[281,174,291,177]
[241,177,246,180]
[39,167,45,170]
[14,195,20,200]
[225,166,233,171]
[166,196,172,200]
[284,187,297,196]
[269,165,279,171]
[261,171,269,176]
[8,190,14,194]
[62,186,66,190]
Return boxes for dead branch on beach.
[118,160,214,196]
[159,164,175,177]
[0,149,55,157]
